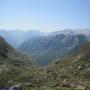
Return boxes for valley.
[0,29,90,90]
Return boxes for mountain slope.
[19,34,87,66]
[21,42,90,90]
[45,42,90,89]
[0,36,31,66]
[0,36,32,89]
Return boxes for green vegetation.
[22,86,79,90]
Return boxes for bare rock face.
[76,85,90,90]
[10,84,22,90]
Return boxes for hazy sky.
[0,0,90,32]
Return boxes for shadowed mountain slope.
[0,36,32,89]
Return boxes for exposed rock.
[10,84,22,90]
[76,85,86,90]
[25,83,34,87]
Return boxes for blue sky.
[0,0,90,32]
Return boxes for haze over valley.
[0,0,90,90]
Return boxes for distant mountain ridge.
[0,30,46,47]
[50,29,90,36]
[19,34,87,66]
[0,29,90,48]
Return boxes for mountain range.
[19,34,87,66]
[0,29,90,48]
[0,30,46,47]
[0,33,90,89]
[0,29,90,66]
